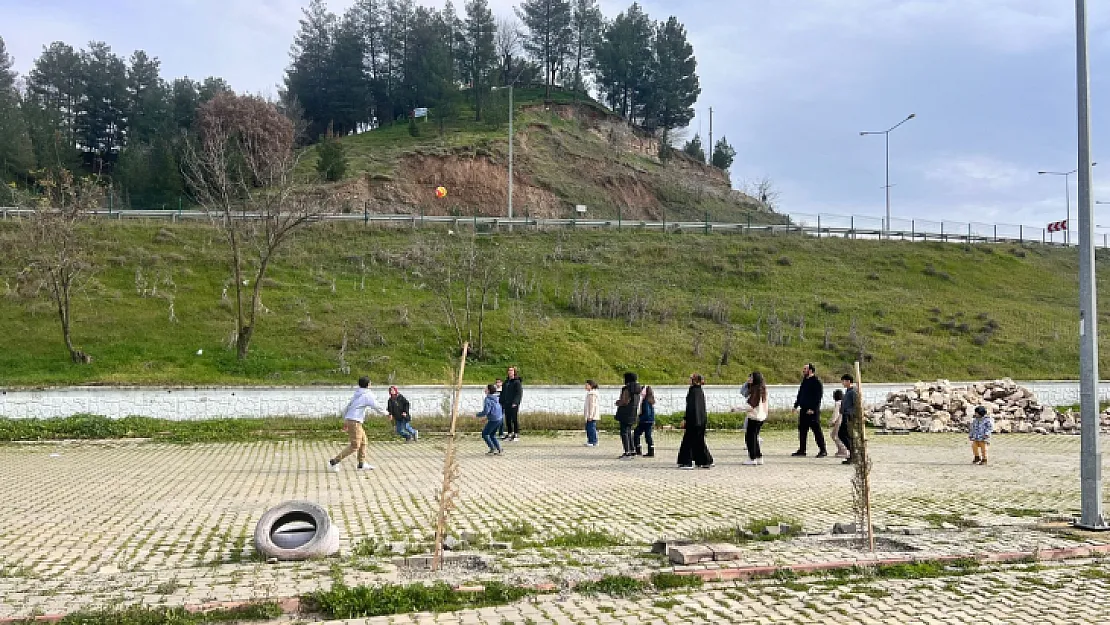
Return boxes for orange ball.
[435,186,448,199]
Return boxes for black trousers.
[620,422,636,454]
[745,420,765,460]
[634,422,654,452]
[677,425,714,467]
[798,410,827,454]
[504,407,520,435]
[838,418,854,456]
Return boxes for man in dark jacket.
[839,374,858,465]
[793,363,827,457]
[499,367,523,442]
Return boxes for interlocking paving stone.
[1,431,1109,620]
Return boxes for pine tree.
[517,0,572,101]
[711,136,736,170]
[77,41,129,168]
[569,0,602,92]
[198,77,231,101]
[329,9,372,135]
[593,3,653,121]
[642,16,699,133]
[385,0,416,123]
[26,42,83,168]
[683,133,705,162]
[170,77,200,130]
[0,36,36,183]
[461,0,496,121]
[285,0,338,139]
[316,132,348,181]
[126,50,170,146]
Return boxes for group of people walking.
[327,364,869,472]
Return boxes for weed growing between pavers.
[650,572,704,590]
[541,528,625,548]
[922,513,981,528]
[7,603,283,624]
[304,581,538,618]
[575,575,647,597]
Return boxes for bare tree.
[183,92,330,360]
[16,169,103,364]
[496,16,524,84]
[744,176,781,211]
[425,234,503,358]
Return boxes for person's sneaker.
[357,463,375,471]
[791,451,807,457]
[742,459,759,466]
[816,451,828,459]
[972,457,981,465]
[755,458,764,466]
[511,435,519,442]
[644,450,655,458]
[979,459,988,466]
[619,454,634,461]
[499,434,510,440]
[697,464,714,470]
[494,450,503,456]
[328,459,340,472]
[842,459,852,465]
[678,465,695,470]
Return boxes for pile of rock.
[867,379,1103,434]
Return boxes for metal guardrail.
[1,207,1104,248]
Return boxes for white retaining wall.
[0,381,1107,421]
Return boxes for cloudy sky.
[4,0,1110,230]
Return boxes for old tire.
[254,501,340,561]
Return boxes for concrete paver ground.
[1,430,1108,622]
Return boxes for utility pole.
[1075,0,1107,531]
[707,107,714,164]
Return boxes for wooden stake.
[433,342,468,570]
[854,360,875,552]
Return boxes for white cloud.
[924,156,1029,192]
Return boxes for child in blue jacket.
[477,384,504,455]
[635,386,657,457]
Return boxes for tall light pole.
[1038,164,1097,245]
[1074,0,1107,532]
[507,65,529,225]
[861,113,915,238]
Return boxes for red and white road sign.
[1047,220,1068,233]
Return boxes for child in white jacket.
[583,380,600,447]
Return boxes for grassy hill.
[1,220,1108,388]
[308,88,776,223]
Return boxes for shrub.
[316,134,348,182]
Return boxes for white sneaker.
[328,460,340,472]
[756,458,764,465]
[679,465,695,470]
[584,443,596,447]
[357,463,376,471]
[743,460,759,466]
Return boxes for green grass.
[7,603,283,624]
[922,513,981,529]
[691,516,802,544]
[0,411,796,442]
[305,581,538,619]
[3,222,1110,388]
[575,575,647,597]
[541,528,625,548]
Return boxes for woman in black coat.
[615,372,642,460]
[677,373,713,469]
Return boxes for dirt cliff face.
[335,104,764,221]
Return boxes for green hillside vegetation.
[308,88,768,223]
[1,220,1106,387]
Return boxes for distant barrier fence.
[1,207,1105,248]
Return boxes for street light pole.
[1074,0,1107,531]
[1039,164,1097,246]
[861,113,915,238]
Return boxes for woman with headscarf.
[677,373,714,469]
[615,372,642,460]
